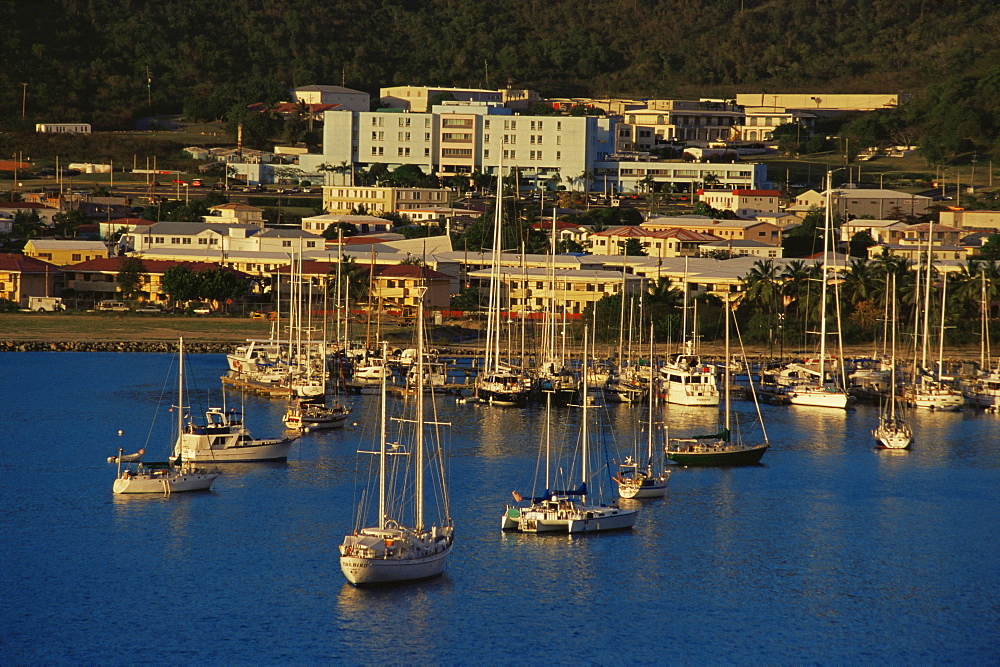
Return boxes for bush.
[0,298,19,312]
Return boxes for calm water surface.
[1,352,997,663]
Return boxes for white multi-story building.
[301,102,768,194]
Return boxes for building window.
[484,119,490,129]
[282,240,292,247]
[72,253,81,261]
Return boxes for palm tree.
[742,259,783,353]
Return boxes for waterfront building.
[467,265,643,316]
[301,213,393,236]
[372,264,452,312]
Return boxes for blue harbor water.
[2,351,998,663]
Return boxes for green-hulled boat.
[665,296,769,467]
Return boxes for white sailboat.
[902,226,964,411]
[616,330,670,498]
[784,170,849,409]
[340,288,454,585]
[502,326,639,533]
[113,337,220,494]
[873,276,913,449]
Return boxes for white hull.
[786,386,849,409]
[113,468,219,494]
[340,545,451,585]
[502,500,637,533]
[663,384,720,406]
[181,439,294,462]
[873,426,913,450]
[616,477,669,499]
[339,526,453,585]
[904,388,964,411]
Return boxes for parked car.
[135,305,162,313]
[96,300,128,312]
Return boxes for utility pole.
[21,83,27,119]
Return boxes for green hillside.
[2,0,999,161]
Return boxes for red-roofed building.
[0,253,62,306]
[588,226,720,258]
[697,189,783,218]
[64,257,251,305]
[373,264,451,311]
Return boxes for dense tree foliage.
[4,1,1000,166]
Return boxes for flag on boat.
[511,491,522,502]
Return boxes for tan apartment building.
[643,216,783,246]
[322,185,451,215]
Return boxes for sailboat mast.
[582,325,589,503]
[176,336,185,461]
[922,217,934,369]
[820,170,832,389]
[937,271,948,379]
[415,287,426,532]
[890,274,898,421]
[647,323,655,465]
[724,298,731,432]
[378,341,387,530]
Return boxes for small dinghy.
[107,448,144,463]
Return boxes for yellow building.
[23,239,108,266]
